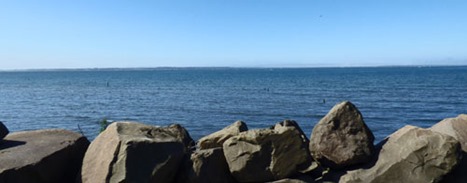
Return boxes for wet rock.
[176,147,236,183]
[223,120,312,182]
[0,129,89,183]
[0,122,8,141]
[340,125,461,183]
[309,101,375,169]
[80,121,193,183]
[198,120,247,150]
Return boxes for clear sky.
[1,0,467,69]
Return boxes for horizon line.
[1,64,466,72]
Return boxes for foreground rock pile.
[0,102,466,182]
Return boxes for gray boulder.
[0,129,89,183]
[0,121,8,141]
[176,147,236,183]
[431,114,467,151]
[340,125,461,183]
[309,101,375,169]
[80,121,193,183]
[223,120,312,182]
[430,114,467,183]
[198,120,247,150]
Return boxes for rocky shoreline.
[1,101,466,183]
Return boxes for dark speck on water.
[0,66,466,143]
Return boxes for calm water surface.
[1,66,466,142]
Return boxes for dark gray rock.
[223,120,312,182]
[0,121,8,141]
[176,147,236,183]
[309,101,375,169]
[198,120,247,150]
[0,129,89,183]
[340,125,461,183]
[80,121,193,183]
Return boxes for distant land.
[1,64,466,72]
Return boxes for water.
[0,66,466,143]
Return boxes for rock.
[0,129,89,183]
[167,123,196,148]
[176,147,236,183]
[223,120,312,182]
[198,120,247,150]
[267,175,316,183]
[309,101,375,169]
[340,125,461,183]
[430,114,467,183]
[0,121,8,140]
[80,121,193,183]
[431,114,467,151]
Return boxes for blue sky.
[1,0,467,69]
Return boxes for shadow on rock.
[0,140,26,150]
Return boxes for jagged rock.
[430,114,467,183]
[309,101,375,169]
[80,121,193,183]
[167,123,196,148]
[340,125,461,183]
[176,147,236,183]
[198,120,247,150]
[0,129,89,183]
[223,120,312,182]
[0,122,8,140]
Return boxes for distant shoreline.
[1,64,466,72]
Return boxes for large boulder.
[176,147,236,183]
[431,114,467,151]
[80,122,194,183]
[0,121,8,141]
[0,129,89,183]
[340,125,461,183]
[223,120,312,182]
[309,101,375,169]
[198,120,247,150]
[430,114,467,183]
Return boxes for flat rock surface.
[0,129,89,183]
